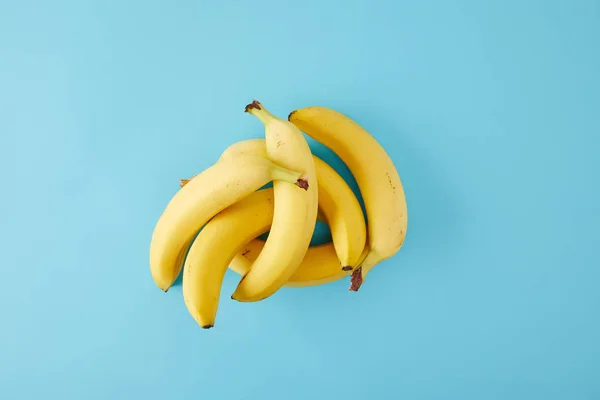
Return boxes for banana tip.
[287,110,297,121]
[341,266,353,271]
[296,178,309,190]
[201,324,214,329]
[349,267,363,291]
[245,100,262,113]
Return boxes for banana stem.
[245,100,277,125]
[270,164,309,190]
[349,249,377,291]
[350,268,363,291]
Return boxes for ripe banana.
[289,106,408,290]
[219,138,366,270]
[149,154,304,291]
[230,239,360,288]
[231,101,319,302]
[181,187,351,329]
[182,189,274,328]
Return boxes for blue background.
[1,0,599,398]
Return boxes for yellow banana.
[181,187,351,329]
[219,138,366,270]
[149,154,303,291]
[230,239,359,288]
[182,189,274,329]
[289,106,408,290]
[231,101,319,302]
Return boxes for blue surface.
[1,0,599,398]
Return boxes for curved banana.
[289,106,408,290]
[231,101,319,302]
[182,188,351,329]
[219,138,366,270]
[149,154,303,291]
[183,189,274,329]
[230,239,358,288]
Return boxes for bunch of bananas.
[149,101,408,329]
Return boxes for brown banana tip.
[341,266,353,271]
[245,100,262,112]
[349,267,363,291]
[287,110,297,121]
[296,178,309,190]
[201,324,214,329]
